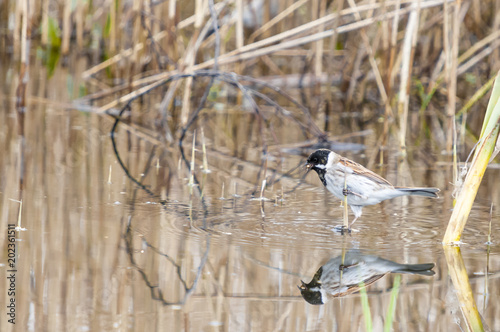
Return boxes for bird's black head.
[306,149,331,170]
[298,267,325,305]
[306,149,331,186]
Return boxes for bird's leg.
[348,216,359,230]
[347,205,363,230]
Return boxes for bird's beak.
[305,163,312,170]
[298,280,307,290]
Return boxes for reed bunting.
[299,250,435,304]
[306,149,439,228]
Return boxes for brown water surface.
[1,54,499,332]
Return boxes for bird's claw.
[342,187,363,198]
[333,225,352,234]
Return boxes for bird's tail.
[395,187,440,198]
[393,263,435,276]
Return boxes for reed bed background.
[2,0,500,156]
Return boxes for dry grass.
[2,0,499,156]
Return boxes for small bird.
[299,250,435,304]
[306,149,439,228]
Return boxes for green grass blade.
[384,275,401,332]
[359,282,373,332]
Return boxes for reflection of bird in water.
[299,250,435,305]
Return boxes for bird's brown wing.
[339,157,393,186]
[332,274,386,298]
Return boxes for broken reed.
[443,69,500,244]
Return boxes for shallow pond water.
[1,55,500,332]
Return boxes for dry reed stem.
[81,71,332,104]
[76,0,484,152]
[14,199,24,230]
[313,0,323,80]
[180,50,199,126]
[388,0,401,91]
[347,0,389,106]
[110,0,117,53]
[220,0,443,64]
[456,40,500,79]
[492,0,500,72]
[98,70,326,144]
[13,0,22,57]
[236,0,244,49]
[169,0,176,19]
[87,0,454,114]
[445,0,461,153]
[179,0,221,126]
[41,0,48,45]
[201,127,210,173]
[233,1,445,63]
[195,3,437,74]
[343,176,349,228]
[61,0,72,54]
[248,0,308,43]
[81,2,226,78]
[132,0,143,74]
[428,4,470,92]
[189,131,196,195]
[97,76,174,113]
[82,0,446,80]
[346,45,364,109]
[458,30,500,65]
[339,235,348,293]
[325,0,344,99]
[195,0,204,28]
[20,0,28,65]
[180,81,194,125]
[397,2,419,154]
[16,0,30,192]
[76,0,84,48]
[456,74,497,118]
[144,1,152,54]
[260,55,285,75]
[82,20,171,78]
